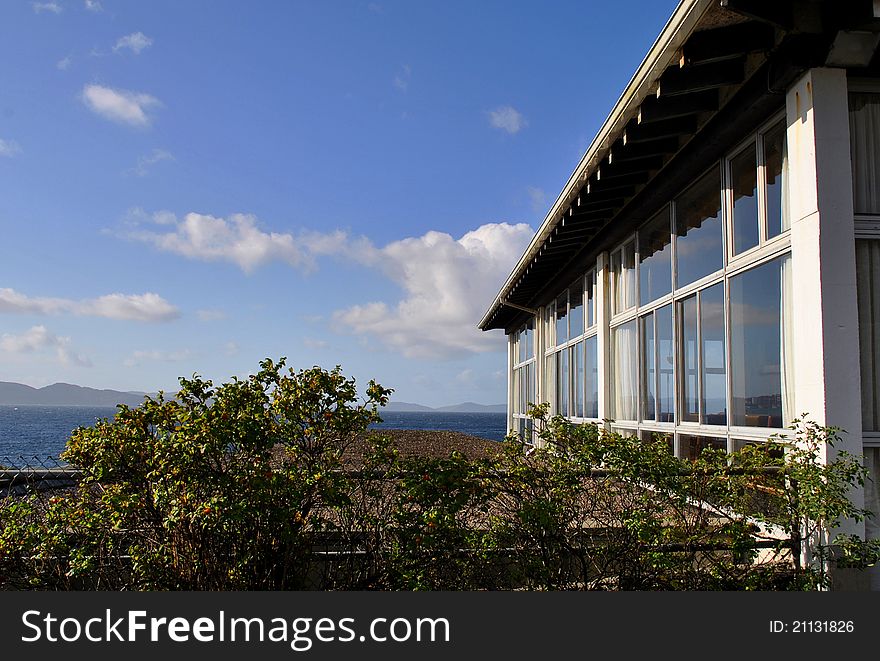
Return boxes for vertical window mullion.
[757,134,768,245]
[696,290,704,423]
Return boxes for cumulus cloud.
[487,106,527,134]
[125,211,350,273]
[124,349,191,368]
[0,288,179,322]
[32,2,62,14]
[0,325,91,367]
[113,32,153,55]
[0,139,21,158]
[333,222,534,358]
[126,148,174,176]
[81,84,161,127]
[84,0,102,11]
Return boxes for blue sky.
[0,0,676,406]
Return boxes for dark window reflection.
[679,435,727,461]
[555,291,568,345]
[639,207,672,305]
[764,122,786,238]
[675,167,723,286]
[569,279,584,339]
[731,144,759,255]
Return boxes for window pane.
[557,350,570,416]
[675,167,723,286]
[555,291,569,345]
[701,283,727,425]
[518,318,534,363]
[680,295,699,423]
[545,351,556,414]
[574,341,585,417]
[730,258,784,427]
[656,303,675,423]
[639,208,672,305]
[764,122,788,237]
[679,435,727,461]
[585,335,599,418]
[613,241,636,314]
[641,312,656,421]
[545,302,556,347]
[569,279,584,339]
[612,320,638,420]
[586,270,596,328]
[731,144,759,255]
[849,92,880,215]
[512,368,521,415]
[856,240,880,431]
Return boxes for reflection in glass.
[574,341,585,417]
[731,144,759,255]
[701,283,727,425]
[730,257,785,427]
[675,167,723,286]
[656,304,674,423]
[639,208,672,305]
[764,122,788,237]
[679,435,727,461]
[555,291,568,345]
[680,295,699,423]
[641,313,656,421]
[569,279,584,339]
[586,270,596,328]
[518,318,534,363]
[612,320,638,420]
[585,335,599,418]
[557,349,570,417]
[512,368,521,415]
[612,241,636,314]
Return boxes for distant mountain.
[383,400,505,413]
[0,381,151,408]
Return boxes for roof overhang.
[479,0,880,332]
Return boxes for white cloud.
[126,148,174,176]
[33,2,62,14]
[56,56,72,71]
[393,64,411,92]
[84,0,102,11]
[124,349,191,368]
[126,211,349,273]
[303,337,329,350]
[113,32,153,55]
[0,325,91,367]
[487,106,527,134]
[196,308,226,322]
[81,84,161,127]
[0,139,21,158]
[333,222,534,358]
[0,288,179,322]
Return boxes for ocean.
[0,406,507,462]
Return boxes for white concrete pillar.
[786,68,865,539]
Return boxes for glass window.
[679,435,727,461]
[640,312,656,421]
[856,240,880,431]
[512,368,521,415]
[517,319,534,363]
[680,294,699,423]
[849,92,880,215]
[555,291,568,345]
[701,283,727,425]
[639,208,672,305]
[569,279,584,339]
[730,257,788,428]
[586,270,596,328]
[675,167,723,287]
[585,335,599,418]
[544,353,556,414]
[730,144,759,255]
[573,341,585,418]
[640,429,674,455]
[656,304,674,423]
[612,240,636,314]
[763,122,788,237]
[557,349,570,416]
[612,320,638,420]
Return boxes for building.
[478,0,880,588]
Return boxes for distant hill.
[384,400,505,413]
[0,381,151,408]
